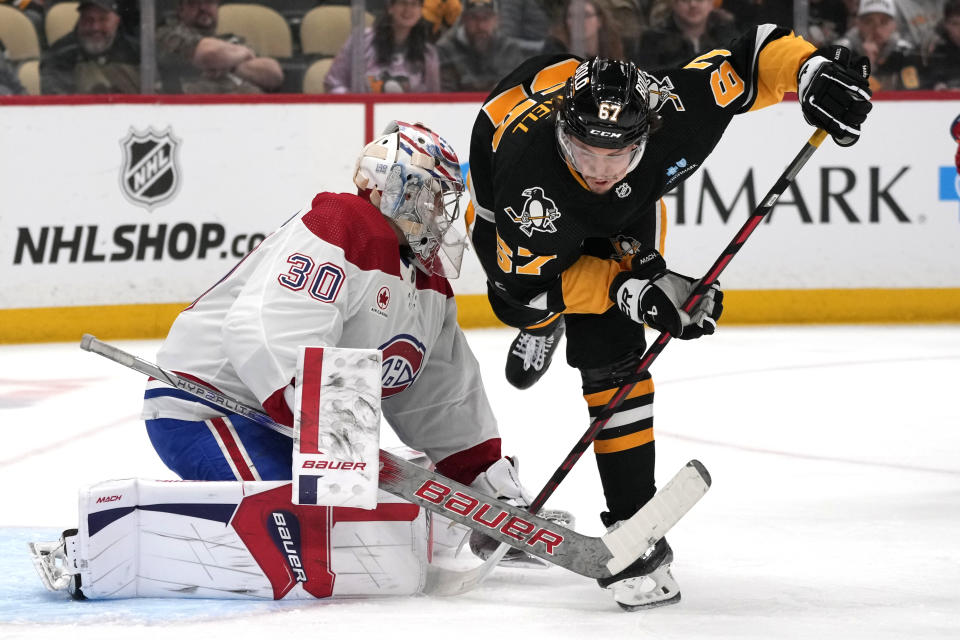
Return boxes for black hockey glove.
[797,45,873,147]
[609,249,723,340]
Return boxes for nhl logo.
[120,127,181,210]
[615,183,632,198]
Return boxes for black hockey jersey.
[467,24,815,328]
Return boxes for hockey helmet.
[354,121,466,278]
[556,58,652,180]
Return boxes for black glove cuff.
[627,248,667,279]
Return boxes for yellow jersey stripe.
[594,428,655,454]
[584,377,655,407]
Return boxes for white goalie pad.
[293,346,382,509]
[45,478,428,600]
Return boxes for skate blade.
[617,591,681,611]
[27,541,70,591]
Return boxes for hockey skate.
[28,529,86,600]
[467,457,575,568]
[597,531,680,611]
[504,318,565,390]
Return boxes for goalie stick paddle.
[439,129,829,595]
[80,334,710,581]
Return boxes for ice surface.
[1,326,958,639]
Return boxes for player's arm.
[380,297,500,481]
[222,214,349,425]
[681,25,872,145]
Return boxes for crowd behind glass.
[0,0,958,96]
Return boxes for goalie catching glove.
[609,249,723,340]
[797,45,873,147]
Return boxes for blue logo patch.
[938,166,960,220]
[666,158,688,177]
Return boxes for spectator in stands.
[632,0,739,68]
[895,0,945,51]
[40,0,140,94]
[0,43,26,95]
[436,0,525,92]
[541,0,625,59]
[156,0,283,94]
[1,0,46,43]
[720,0,793,31]
[499,0,551,55]
[924,0,960,89]
[325,0,439,93]
[423,0,462,41]
[808,0,852,47]
[835,0,922,91]
[609,0,654,44]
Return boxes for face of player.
[858,12,897,45]
[565,135,641,194]
[179,0,220,34]
[388,0,424,31]
[77,6,121,55]
[672,0,713,29]
[463,11,498,50]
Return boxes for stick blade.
[601,460,711,576]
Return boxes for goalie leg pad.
[294,346,382,509]
[32,478,428,600]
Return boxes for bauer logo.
[937,166,960,221]
[413,479,564,555]
[268,511,307,583]
[379,334,426,398]
[120,127,181,210]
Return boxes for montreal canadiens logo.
[379,334,426,398]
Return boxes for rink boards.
[0,93,958,342]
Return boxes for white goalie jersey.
[142,191,499,464]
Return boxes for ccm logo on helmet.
[589,129,623,138]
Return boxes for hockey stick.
[80,334,710,582]
[437,128,830,594]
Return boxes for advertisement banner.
[1,95,958,341]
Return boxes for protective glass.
[556,125,646,181]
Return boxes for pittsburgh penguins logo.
[504,187,562,237]
[610,235,642,261]
[642,72,684,112]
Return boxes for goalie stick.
[430,128,830,595]
[80,334,710,583]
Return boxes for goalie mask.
[556,58,652,181]
[354,121,466,278]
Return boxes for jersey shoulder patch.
[301,192,400,276]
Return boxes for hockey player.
[32,122,552,601]
[952,113,960,176]
[139,120,513,489]
[467,27,873,609]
